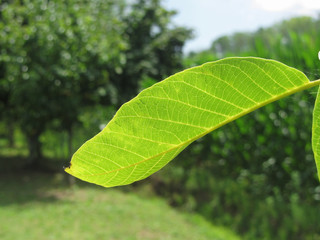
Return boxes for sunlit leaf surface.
[66,57,319,187]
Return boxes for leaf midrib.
[67,79,320,177]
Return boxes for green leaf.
[312,86,320,181]
[66,57,320,187]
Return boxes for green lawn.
[0,172,240,240]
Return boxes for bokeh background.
[1,0,320,239]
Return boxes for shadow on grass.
[0,169,75,206]
[0,154,144,207]
[0,154,69,172]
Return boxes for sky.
[163,0,320,53]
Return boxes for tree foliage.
[0,0,191,165]
[182,16,320,191]
[170,16,320,239]
[107,0,192,105]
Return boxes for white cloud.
[253,0,320,12]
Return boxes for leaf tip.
[64,162,72,175]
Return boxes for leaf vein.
[94,142,146,159]
[116,115,210,130]
[241,59,290,90]
[138,95,234,117]
[187,70,259,104]
[81,149,123,167]
[107,130,177,146]
[76,155,110,175]
[119,165,137,185]
[215,63,275,97]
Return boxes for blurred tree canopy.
[109,0,192,105]
[181,16,320,190]
[0,0,192,167]
[161,16,320,239]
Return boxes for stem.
[307,79,320,88]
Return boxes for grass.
[0,172,241,240]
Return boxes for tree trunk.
[67,127,73,159]
[7,121,14,148]
[67,126,76,186]
[26,131,42,168]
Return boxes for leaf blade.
[66,57,316,187]
[312,86,320,181]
